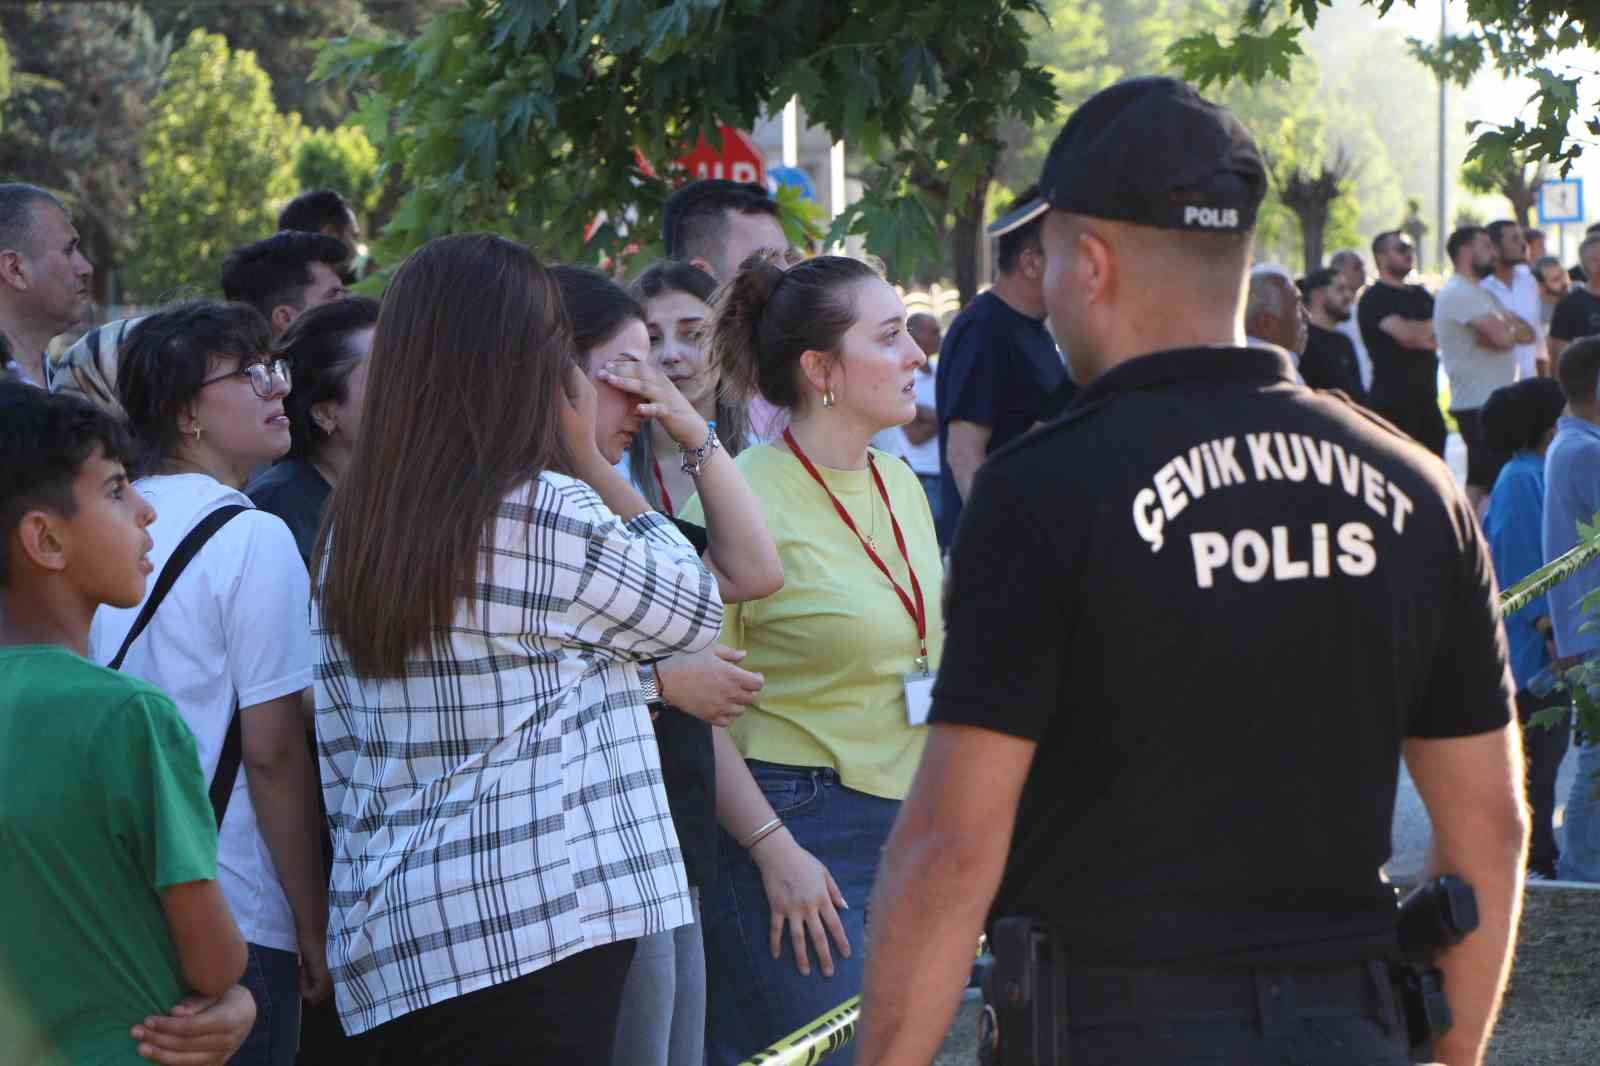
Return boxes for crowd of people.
[0,72,1592,1066]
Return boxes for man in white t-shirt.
[1481,220,1545,379]
[1434,225,1536,511]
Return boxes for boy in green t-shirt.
[0,384,254,1065]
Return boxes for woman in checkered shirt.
[309,234,724,1061]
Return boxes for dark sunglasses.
[199,358,291,399]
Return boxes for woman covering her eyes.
[552,263,781,1066]
[309,235,726,1062]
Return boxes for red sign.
[676,126,766,186]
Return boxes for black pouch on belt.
[978,916,1066,1066]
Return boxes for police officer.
[856,78,1527,1066]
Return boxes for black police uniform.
[934,345,1514,1063]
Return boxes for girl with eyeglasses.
[90,300,329,1066]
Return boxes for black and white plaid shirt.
[313,472,723,1034]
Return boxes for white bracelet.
[739,817,783,849]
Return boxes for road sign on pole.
[1538,179,1584,225]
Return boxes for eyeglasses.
[199,358,291,399]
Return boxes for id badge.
[904,670,936,727]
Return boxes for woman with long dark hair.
[91,300,329,1066]
[682,252,941,1066]
[552,263,781,1066]
[246,296,378,564]
[311,235,723,1062]
[626,261,750,514]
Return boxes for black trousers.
[1059,962,1409,1066]
[1518,688,1573,876]
[354,940,636,1064]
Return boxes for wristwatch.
[637,662,664,708]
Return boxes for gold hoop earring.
[822,387,835,408]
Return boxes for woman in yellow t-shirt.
[680,251,943,1066]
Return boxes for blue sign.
[769,165,817,203]
[1538,179,1584,225]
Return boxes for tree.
[0,5,169,303]
[124,30,306,303]
[315,1,1055,299]
[146,2,375,129]
[296,125,384,223]
[1167,1,1598,177]
[1274,147,1356,273]
[1461,150,1546,229]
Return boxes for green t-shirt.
[0,646,218,1065]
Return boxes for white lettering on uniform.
[1275,432,1308,482]
[1362,463,1387,518]
[1171,448,1208,501]
[1302,436,1335,486]
[1188,522,1377,587]
[1271,525,1309,580]
[1337,522,1377,576]
[1388,483,1414,534]
[1134,488,1165,553]
[1183,205,1240,229]
[1246,433,1282,480]
[1191,531,1229,587]
[1232,529,1270,582]
[1211,437,1246,484]
[1154,460,1188,521]
[1332,444,1362,496]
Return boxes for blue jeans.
[230,944,300,1066]
[1559,737,1600,882]
[703,762,900,1066]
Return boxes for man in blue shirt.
[936,186,1069,545]
[1483,378,1570,877]
[1543,336,1600,882]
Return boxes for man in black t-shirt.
[935,185,1068,545]
[857,78,1526,1066]
[1547,234,1600,374]
[1298,267,1366,400]
[1358,230,1447,455]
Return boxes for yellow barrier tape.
[1499,530,1600,618]
[737,995,861,1066]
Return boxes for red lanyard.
[782,428,929,671]
[652,458,674,516]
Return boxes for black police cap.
[990,76,1268,238]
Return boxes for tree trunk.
[951,174,990,306]
[1511,189,1534,230]
[1297,207,1327,275]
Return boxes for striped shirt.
[313,472,722,1035]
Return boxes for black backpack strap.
[210,699,243,828]
[108,504,249,826]
[109,505,249,669]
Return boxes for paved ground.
[1386,742,1578,881]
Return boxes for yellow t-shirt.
[681,442,944,800]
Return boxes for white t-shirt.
[902,368,940,476]
[1434,274,1518,411]
[90,474,313,952]
[1481,264,1541,379]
